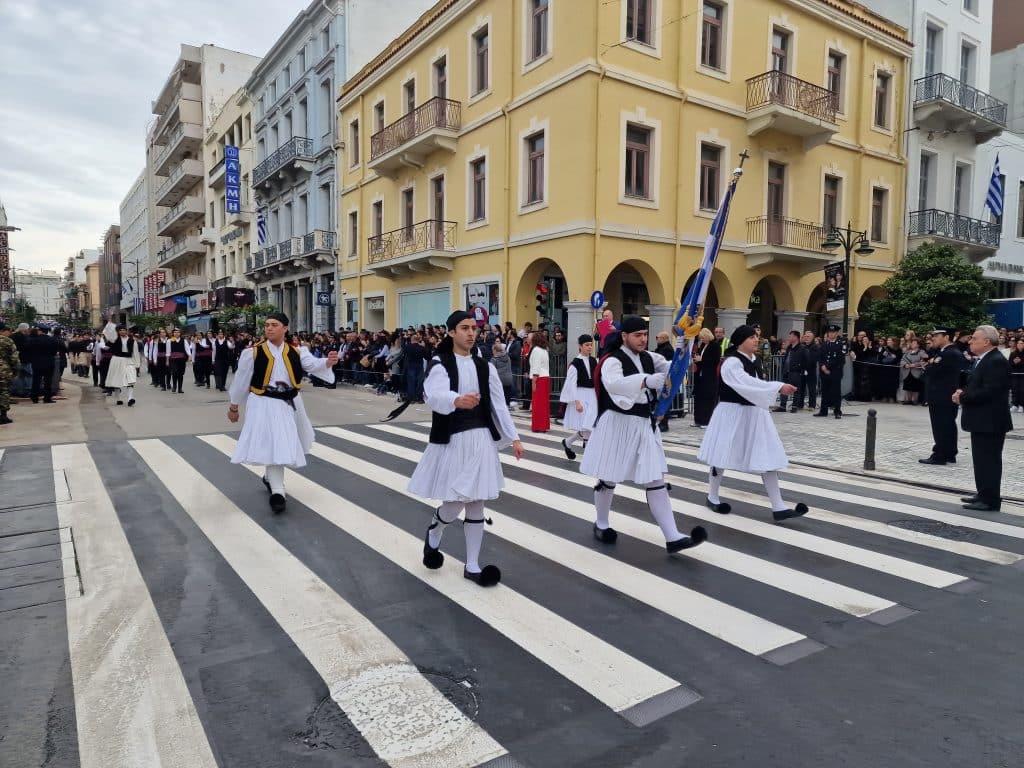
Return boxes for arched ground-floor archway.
[513,257,568,330]
[679,267,737,330]
[855,285,887,333]
[746,274,796,337]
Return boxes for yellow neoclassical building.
[337,0,911,340]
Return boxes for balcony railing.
[302,229,336,253]
[157,235,203,266]
[370,97,462,160]
[746,216,827,252]
[368,220,457,264]
[156,196,202,233]
[253,136,314,186]
[914,73,1007,127]
[908,209,1001,249]
[746,71,838,124]
[154,159,203,205]
[159,275,207,297]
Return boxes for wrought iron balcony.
[208,156,227,188]
[746,71,838,148]
[369,97,461,178]
[908,209,1001,261]
[301,229,336,254]
[744,215,830,270]
[154,158,204,208]
[913,73,1007,143]
[367,220,456,275]
[253,137,315,188]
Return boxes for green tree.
[859,242,993,337]
[0,298,38,326]
[215,302,278,331]
[126,312,181,333]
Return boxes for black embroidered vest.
[718,350,757,406]
[109,338,135,358]
[249,342,303,394]
[596,348,655,418]
[571,357,596,389]
[428,353,501,444]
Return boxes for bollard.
[864,408,877,470]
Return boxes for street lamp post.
[821,221,875,336]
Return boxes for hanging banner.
[824,261,846,313]
[0,232,9,292]
[144,270,166,311]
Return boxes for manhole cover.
[889,519,978,541]
[293,666,478,756]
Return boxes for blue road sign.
[590,290,604,310]
[316,291,332,307]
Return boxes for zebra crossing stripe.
[52,443,218,768]
[343,426,896,621]
[198,433,693,724]
[398,426,967,589]
[653,442,1024,543]
[131,438,508,768]
[311,432,812,659]
[516,429,1022,564]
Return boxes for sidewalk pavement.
[0,378,88,449]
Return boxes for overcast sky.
[0,0,305,273]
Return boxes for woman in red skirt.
[529,331,551,432]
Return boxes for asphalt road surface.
[2,382,1023,768]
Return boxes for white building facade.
[118,170,149,314]
[244,0,437,332]
[17,270,63,319]
[145,44,260,328]
[861,0,1005,263]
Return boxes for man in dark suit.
[954,325,1013,512]
[24,328,60,404]
[920,327,965,465]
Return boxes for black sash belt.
[259,388,299,410]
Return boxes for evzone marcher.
[212,331,235,391]
[105,325,142,406]
[193,332,214,388]
[409,311,524,587]
[559,334,598,460]
[580,315,707,553]
[227,312,338,513]
[697,325,808,522]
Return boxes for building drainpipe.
[673,6,689,310]
[502,0,516,327]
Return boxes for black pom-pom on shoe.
[561,438,577,461]
[772,504,808,522]
[667,526,708,552]
[705,498,731,514]
[269,493,286,513]
[593,524,618,543]
[464,564,501,587]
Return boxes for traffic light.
[535,281,549,316]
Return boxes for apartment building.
[202,88,257,320]
[861,0,1005,267]
[16,270,63,319]
[118,170,149,317]
[100,225,121,321]
[147,44,260,322]
[338,0,912,339]
[85,262,102,328]
[243,0,437,332]
[60,248,100,320]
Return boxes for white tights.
[707,467,787,512]
[428,500,487,573]
[594,480,682,542]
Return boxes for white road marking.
[199,433,686,718]
[345,426,895,619]
[312,432,808,656]
[132,438,506,768]
[392,425,967,589]
[52,443,218,768]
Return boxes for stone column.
[775,310,810,337]
[296,279,309,333]
[565,301,596,351]
[645,304,676,350]
[715,307,750,337]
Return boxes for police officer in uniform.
[920,326,965,465]
[814,324,845,419]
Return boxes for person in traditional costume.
[212,330,235,391]
[580,316,707,553]
[697,325,807,522]
[105,325,142,406]
[166,329,190,394]
[559,334,598,460]
[409,310,524,587]
[193,332,214,388]
[227,312,338,513]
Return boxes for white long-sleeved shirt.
[559,355,595,404]
[599,347,669,410]
[719,352,785,409]
[528,346,550,378]
[229,340,335,406]
[423,352,519,444]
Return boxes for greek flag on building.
[257,211,267,247]
[985,154,1004,220]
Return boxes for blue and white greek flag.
[133,297,145,315]
[257,211,268,247]
[985,154,1003,219]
